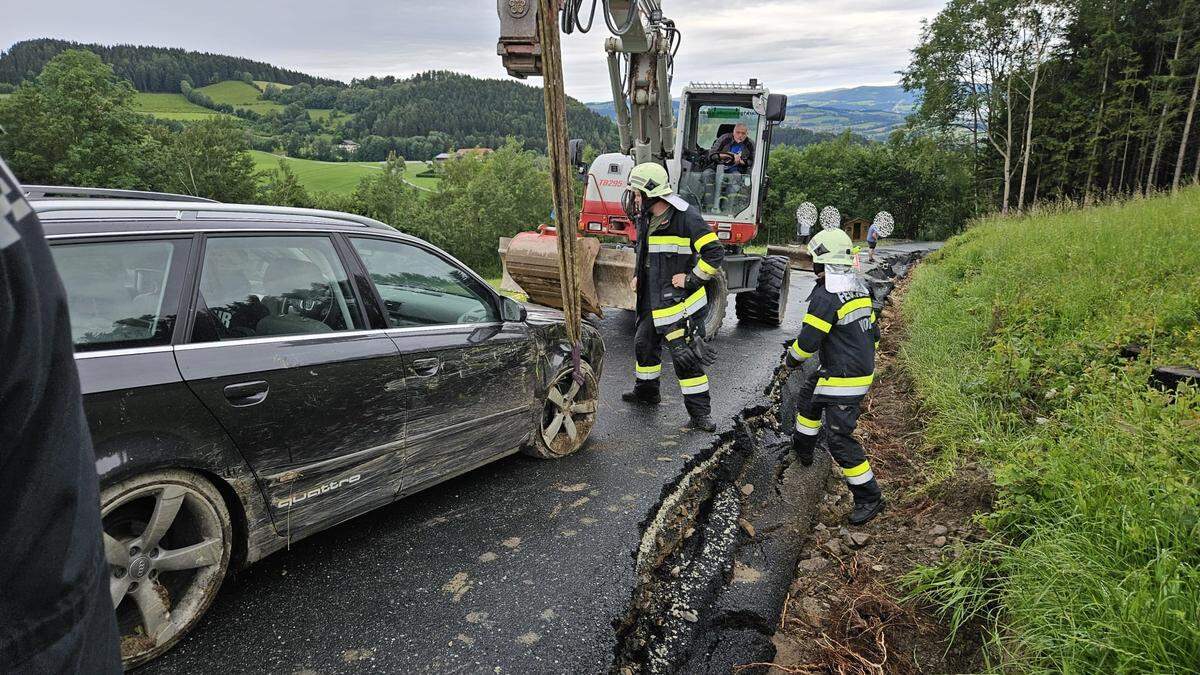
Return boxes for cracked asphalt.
[142,272,820,674]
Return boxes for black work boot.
[685,415,716,432]
[791,436,814,467]
[621,388,660,405]
[848,497,885,526]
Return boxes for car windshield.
[677,104,760,218]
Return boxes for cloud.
[1,0,945,101]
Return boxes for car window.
[194,236,362,342]
[349,238,496,327]
[51,239,187,352]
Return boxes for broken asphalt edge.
[610,246,937,674]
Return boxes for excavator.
[495,0,792,336]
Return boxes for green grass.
[249,152,441,195]
[899,189,1200,671]
[307,108,354,124]
[133,92,226,119]
[252,80,292,92]
[250,151,381,194]
[197,80,284,114]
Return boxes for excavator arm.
[497,0,677,165]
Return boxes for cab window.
[192,236,362,342]
[50,239,188,352]
[349,238,496,327]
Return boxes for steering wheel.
[708,151,737,166]
[457,305,491,324]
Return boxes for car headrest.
[717,123,735,138]
[263,258,327,296]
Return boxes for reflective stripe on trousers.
[636,362,662,380]
[795,413,820,436]
[842,460,874,485]
[679,374,709,395]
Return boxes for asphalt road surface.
[144,271,818,675]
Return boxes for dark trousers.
[792,370,881,503]
[633,311,711,418]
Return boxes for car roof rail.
[23,185,220,203]
[31,199,395,231]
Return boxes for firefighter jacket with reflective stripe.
[634,201,725,336]
[786,281,879,398]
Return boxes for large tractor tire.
[701,270,729,338]
[735,255,790,326]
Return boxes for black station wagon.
[25,186,605,668]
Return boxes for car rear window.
[50,239,188,352]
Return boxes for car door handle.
[223,381,269,406]
[411,357,440,377]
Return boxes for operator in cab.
[709,122,755,174]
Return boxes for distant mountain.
[584,85,917,142]
[787,85,919,115]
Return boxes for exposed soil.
[754,274,991,675]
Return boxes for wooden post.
[537,0,582,348]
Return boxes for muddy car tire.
[525,361,600,459]
[100,470,233,669]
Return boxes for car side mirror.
[766,94,787,122]
[501,295,527,322]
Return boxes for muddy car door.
[174,233,407,537]
[346,236,536,494]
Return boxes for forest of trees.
[903,0,1200,212]
[0,39,341,91]
[263,71,616,158]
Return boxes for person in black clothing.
[620,162,725,432]
[709,122,755,174]
[0,157,122,673]
[783,227,885,526]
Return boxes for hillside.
[0,38,342,90]
[585,85,914,141]
[788,85,918,114]
[249,151,439,193]
[902,189,1200,670]
[133,92,226,120]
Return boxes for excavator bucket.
[499,231,636,316]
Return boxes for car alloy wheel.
[101,471,232,668]
[527,362,599,459]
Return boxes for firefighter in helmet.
[785,227,885,525]
[621,162,725,432]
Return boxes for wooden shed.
[844,218,869,241]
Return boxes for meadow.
[250,151,439,194]
[133,92,225,120]
[900,188,1200,671]
[197,80,284,114]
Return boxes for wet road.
[144,272,816,675]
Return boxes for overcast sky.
[2,0,945,101]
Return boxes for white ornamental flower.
[819,205,841,230]
[872,211,895,238]
[795,202,817,228]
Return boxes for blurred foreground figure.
[0,158,121,673]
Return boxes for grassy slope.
[197,80,283,114]
[250,151,439,194]
[900,189,1200,670]
[133,92,226,120]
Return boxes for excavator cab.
[668,82,787,247]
